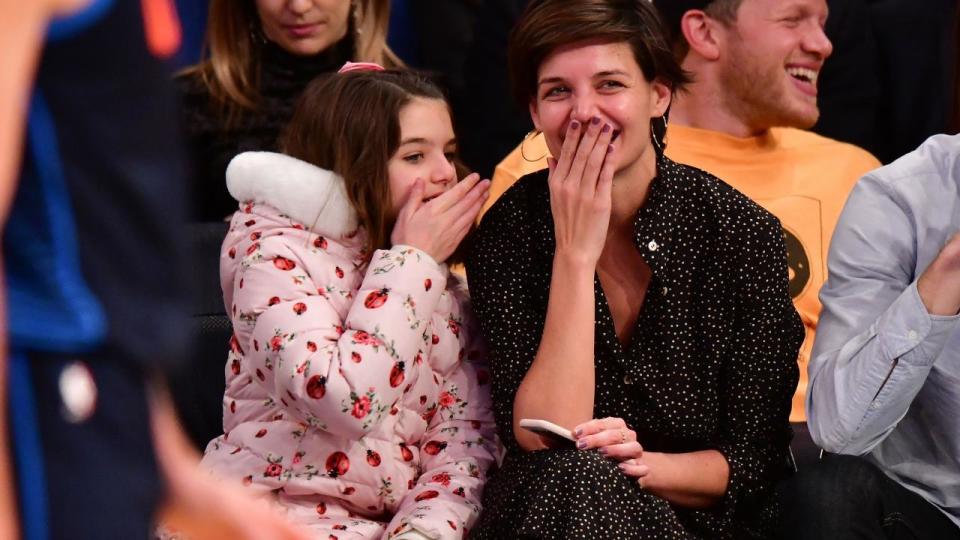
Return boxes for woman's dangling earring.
[651,115,668,154]
[520,129,547,162]
[352,1,364,36]
[249,18,267,45]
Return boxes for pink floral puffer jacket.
[201,152,499,539]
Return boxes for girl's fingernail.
[577,440,587,450]
[570,121,580,130]
[591,116,601,125]
[601,123,611,133]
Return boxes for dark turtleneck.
[177,36,354,221]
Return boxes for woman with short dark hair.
[466,0,804,537]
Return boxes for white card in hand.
[519,418,575,442]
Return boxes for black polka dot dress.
[465,155,804,539]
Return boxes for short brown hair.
[654,0,744,60]
[508,0,690,108]
[280,70,453,258]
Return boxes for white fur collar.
[226,152,358,237]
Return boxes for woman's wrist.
[553,249,597,277]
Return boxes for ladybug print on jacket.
[415,490,440,502]
[273,256,296,271]
[423,440,447,455]
[306,375,327,399]
[389,361,405,388]
[293,302,307,315]
[366,450,381,467]
[399,443,413,462]
[448,318,461,337]
[325,451,349,478]
[364,288,390,309]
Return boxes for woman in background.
[178,0,400,221]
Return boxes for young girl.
[201,65,498,539]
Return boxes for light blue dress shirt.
[807,134,960,528]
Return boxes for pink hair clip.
[338,61,386,74]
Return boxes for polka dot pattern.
[466,156,804,538]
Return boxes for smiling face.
[387,98,459,213]
[255,0,351,56]
[714,0,832,129]
[530,40,671,180]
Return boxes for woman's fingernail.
[608,144,615,154]
[570,121,580,130]
[574,428,583,437]
[601,123,611,133]
[577,440,587,449]
[591,116,601,125]
[598,447,607,455]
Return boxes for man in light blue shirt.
[780,133,960,538]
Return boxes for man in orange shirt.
[479,0,880,423]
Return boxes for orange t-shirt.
[480,126,880,422]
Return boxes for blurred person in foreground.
[0,1,309,538]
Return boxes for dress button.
[662,287,669,295]
[59,361,97,423]
[623,374,635,385]
[647,240,659,252]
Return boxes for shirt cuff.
[390,244,445,274]
[878,282,960,366]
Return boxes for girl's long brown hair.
[281,70,463,259]
[184,0,401,126]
